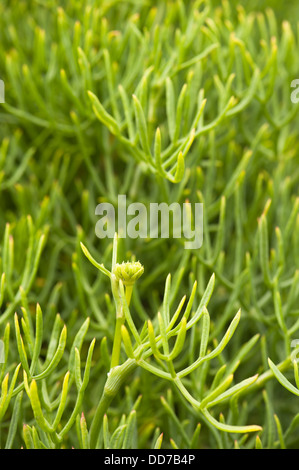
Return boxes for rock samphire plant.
[81,234,262,448]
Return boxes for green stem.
[90,276,137,447]
[125,284,133,306]
[110,275,124,369]
[89,359,137,448]
[111,316,125,368]
[110,282,133,369]
[249,356,292,392]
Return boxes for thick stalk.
[90,270,139,447]
[89,358,137,448]
[110,316,125,368]
[110,274,124,369]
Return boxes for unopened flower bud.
[112,261,144,286]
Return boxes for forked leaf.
[186,273,215,329]
[5,391,23,449]
[166,77,176,141]
[154,127,163,170]
[33,325,67,380]
[200,374,234,410]
[52,371,70,430]
[132,94,151,157]
[81,338,96,391]
[14,314,30,376]
[122,410,137,449]
[162,273,171,325]
[199,308,210,358]
[0,273,5,308]
[118,84,135,142]
[28,380,54,433]
[80,242,111,278]
[168,317,187,360]
[30,304,43,375]
[179,309,241,378]
[110,424,127,449]
[258,212,273,287]
[147,320,167,361]
[0,363,21,420]
[268,358,299,396]
[153,432,163,449]
[80,412,90,449]
[205,374,259,408]
[274,414,286,449]
[202,408,262,433]
[172,151,185,183]
[227,68,260,116]
[121,325,135,359]
[173,83,187,143]
[68,317,90,377]
[88,91,119,134]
